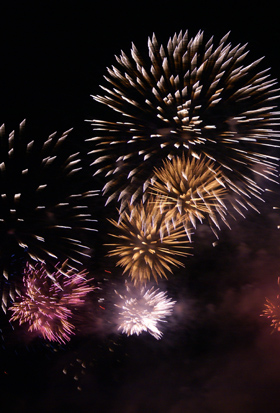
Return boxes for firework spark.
[115,283,176,339]
[262,277,280,332]
[88,30,280,210]
[273,206,280,229]
[107,199,192,284]
[150,154,228,237]
[0,120,98,312]
[9,261,94,344]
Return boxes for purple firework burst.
[9,261,94,344]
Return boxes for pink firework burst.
[9,261,94,343]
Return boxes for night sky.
[1,2,280,412]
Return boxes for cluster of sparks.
[115,283,176,339]
[9,261,94,343]
[0,120,98,313]
[1,30,280,343]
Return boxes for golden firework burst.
[107,199,192,284]
[150,155,229,236]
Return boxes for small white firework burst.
[115,283,176,340]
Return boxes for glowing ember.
[262,277,280,332]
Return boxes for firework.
[9,261,94,344]
[0,120,98,312]
[107,199,192,284]
[115,282,176,340]
[88,30,280,210]
[150,154,228,237]
[262,277,280,332]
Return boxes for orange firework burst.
[107,199,192,284]
[150,155,228,237]
[262,277,280,332]
[9,261,94,343]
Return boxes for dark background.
[1,1,280,412]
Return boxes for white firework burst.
[115,283,176,340]
[88,30,280,212]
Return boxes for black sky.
[1,1,280,412]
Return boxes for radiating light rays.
[115,282,176,339]
[150,154,228,237]
[107,199,192,284]
[9,261,94,344]
[1,29,279,359]
[0,121,98,312]
[87,30,280,211]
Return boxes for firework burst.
[0,120,98,312]
[107,199,192,284]
[88,30,280,210]
[262,277,280,332]
[150,154,228,237]
[115,282,176,339]
[9,261,94,344]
